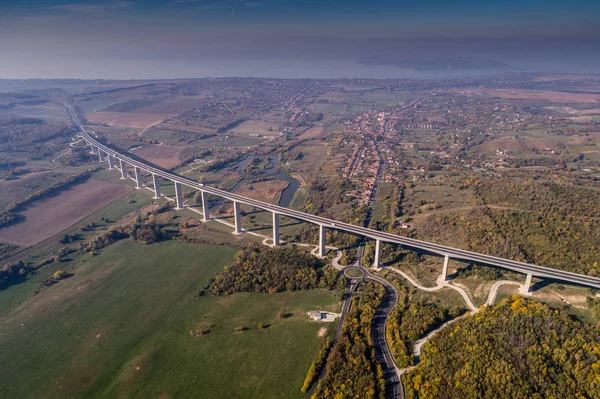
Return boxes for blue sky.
[0,0,599,78]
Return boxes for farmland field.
[0,102,67,121]
[0,239,338,399]
[132,145,185,169]
[86,111,171,129]
[229,120,281,135]
[462,88,600,103]
[0,179,133,246]
[0,169,82,210]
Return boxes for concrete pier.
[272,213,280,246]
[521,273,533,294]
[119,159,128,179]
[98,148,104,162]
[318,225,326,257]
[233,201,242,234]
[90,144,96,154]
[373,239,381,269]
[441,254,450,281]
[134,167,143,189]
[174,182,184,209]
[200,191,210,221]
[107,155,115,169]
[152,174,161,198]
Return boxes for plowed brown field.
[0,180,132,246]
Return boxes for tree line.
[311,281,387,399]
[206,244,345,296]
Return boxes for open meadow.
[132,145,185,169]
[0,239,339,399]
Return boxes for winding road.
[325,245,403,399]
[388,266,529,374]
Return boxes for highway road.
[366,273,402,399]
[337,245,403,399]
[65,103,600,291]
[354,243,402,399]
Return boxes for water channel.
[209,155,299,211]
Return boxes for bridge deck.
[65,103,600,291]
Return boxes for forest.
[475,177,600,218]
[413,176,600,276]
[207,244,344,295]
[0,117,74,159]
[312,281,387,399]
[368,271,468,369]
[384,272,466,368]
[420,206,600,276]
[404,297,600,399]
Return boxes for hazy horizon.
[1,0,599,79]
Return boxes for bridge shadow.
[446,263,474,281]
[245,220,303,233]
[105,144,173,174]
[530,279,554,292]
[529,278,595,293]
[244,209,269,216]
[207,214,234,222]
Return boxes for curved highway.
[366,272,402,399]
[331,245,403,399]
[65,103,600,291]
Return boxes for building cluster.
[339,102,425,205]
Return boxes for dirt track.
[0,180,132,246]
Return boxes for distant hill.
[357,56,507,70]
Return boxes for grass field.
[132,145,184,169]
[86,111,171,129]
[229,120,281,135]
[462,88,600,103]
[0,102,67,121]
[0,239,339,399]
[0,183,155,304]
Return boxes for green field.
[0,240,339,399]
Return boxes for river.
[209,155,299,211]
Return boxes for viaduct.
[66,104,600,293]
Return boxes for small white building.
[307,310,341,322]
[308,311,325,321]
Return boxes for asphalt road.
[363,270,403,399]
